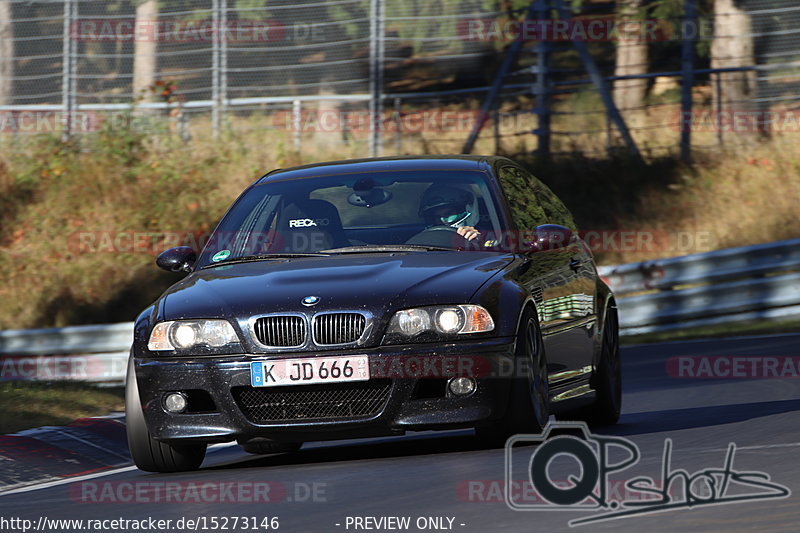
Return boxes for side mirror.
[156,246,197,273]
[527,224,573,252]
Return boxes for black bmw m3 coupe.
[126,155,620,472]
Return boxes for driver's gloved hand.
[456,226,481,241]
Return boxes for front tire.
[586,304,622,426]
[125,357,206,472]
[476,308,549,445]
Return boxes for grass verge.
[0,381,124,435]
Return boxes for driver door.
[496,165,597,385]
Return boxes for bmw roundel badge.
[302,295,321,306]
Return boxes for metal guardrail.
[598,238,800,336]
[0,323,132,384]
[0,323,133,356]
[0,239,798,383]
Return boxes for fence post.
[394,97,402,153]
[369,0,384,157]
[680,0,698,163]
[220,0,228,134]
[715,72,723,146]
[534,0,551,159]
[493,107,500,153]
[212,0,220,139]
[292,99,302,152]
[62,0,76,140]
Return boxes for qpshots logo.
[504,421,790,527]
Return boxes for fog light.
[164,392,188,413]
[448,377,476,396]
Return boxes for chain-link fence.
[0,0,798,160]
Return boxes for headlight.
[435,308,462,333]
[148,320,239,351]
[385,305,494,342]
[395,308,432,336]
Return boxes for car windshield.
[197,169,507,268]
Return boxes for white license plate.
[250,355,369,387]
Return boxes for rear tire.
[476,308,549,446]
[125,357,206,473]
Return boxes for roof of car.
[256,155,513,184]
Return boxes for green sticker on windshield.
[212,250,231,262]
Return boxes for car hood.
[159,252,515,320]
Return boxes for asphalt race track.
[2,333,799,533]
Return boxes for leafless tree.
[613,0,648,113]
[0,0,13,107]
[133,0,158,100]
[711,0,755,111]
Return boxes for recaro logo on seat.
[288,218,329,228]
[289,218,317,228]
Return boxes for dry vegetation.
[0,381,124,434]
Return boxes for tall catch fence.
[0,0,798,159]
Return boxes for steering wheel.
[423,225,460,232]
[405,225,468,247]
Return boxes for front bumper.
[133,336,516,444]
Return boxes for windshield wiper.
[320,245,454,254]
[202,252,330,268]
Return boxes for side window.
[497,166,577,230]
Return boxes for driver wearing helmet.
[418,184,482,241]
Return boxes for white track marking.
[0,465,139,496]
[0,442,237,497]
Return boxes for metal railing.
[1,239,798,384]
[0,322,132,384]
[598,238,800,336]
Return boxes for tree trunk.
[613,0,647,113]
[0,0,13,107]
[711,0,755,112]
[132,0,157,100]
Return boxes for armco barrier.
[0,323,132,384]
[598,238,800,335]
